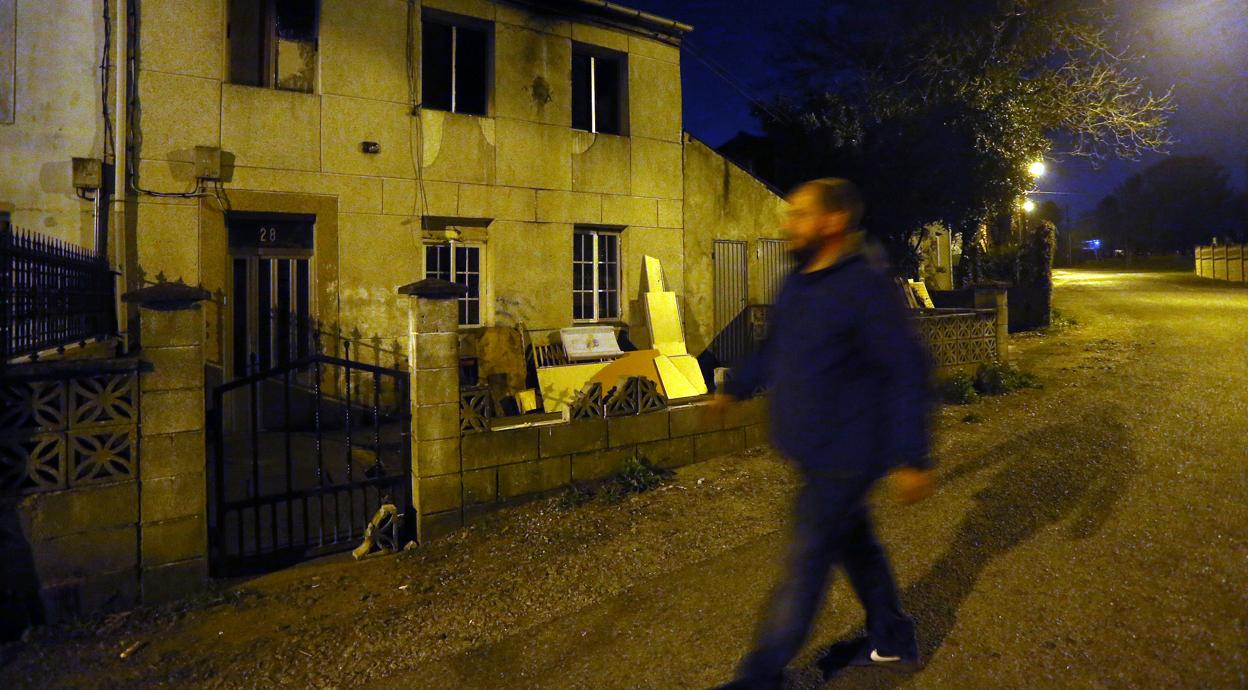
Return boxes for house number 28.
[259,226,277,243]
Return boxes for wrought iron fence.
[251,306,409,376]
[1,227,117,363]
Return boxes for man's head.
[783,178,864,259]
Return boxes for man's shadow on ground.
[792,409,1137,689]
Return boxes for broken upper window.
[571,44,625,135]
[425,242,482,326]
[422,12,490,117]
[228,0,320,93]
[573,229,620,322]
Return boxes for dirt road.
[4,269,1246,689]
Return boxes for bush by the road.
[941,363,1040,404]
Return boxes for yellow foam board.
[536,362,610,413]
[909,280,935,309]
[654,355,702,399]
[590,349,665,396]
[668,354,707,396]
[643,255,666,293]
[516,389,538,413]
[643,292,686,357]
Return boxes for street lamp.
[1021,199,1036,213]
[1028,160,1047,177]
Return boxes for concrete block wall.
[406,285,467,542]
[136,306,209,604]
[5,478,141,625]
[417,396,770,538]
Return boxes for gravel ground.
[2,269,1245,689]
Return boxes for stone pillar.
[974,286,1009,363]
[122,281,210,604]
[398,279,466,542]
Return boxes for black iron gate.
[209,350,411,576]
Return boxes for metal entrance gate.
[712,239,749,367]
[209,351,411,576]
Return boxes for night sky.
[627,0,1248,220]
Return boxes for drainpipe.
[112,0,129,352]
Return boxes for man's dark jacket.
[722,251,934,478]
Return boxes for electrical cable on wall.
[101,0,114,162]
[681,37,787,126]
[124,0,229,211]
[407,0,432,255]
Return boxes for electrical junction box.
[195,146,222,180]
[71,157,102,189]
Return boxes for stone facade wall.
[0,0,102,245]
[122,0,687,376]
[681,135,789,355]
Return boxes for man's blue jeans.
[737,473,916,684]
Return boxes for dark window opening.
[228,0,319,92]
[571,45,625,135]
[422,13,490,116]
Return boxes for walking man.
[713,178,934,689]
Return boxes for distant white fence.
[1194,245,1246,283]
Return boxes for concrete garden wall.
[417,398,769,540]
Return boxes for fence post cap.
[122,280,211,311]
[397,278,467,299]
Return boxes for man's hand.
[889,467,933,505]
[705,392,737,422]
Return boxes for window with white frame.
[571,44,625,135]
[424,242,482,326]
[422,11,490,116]
[573,229,620,321]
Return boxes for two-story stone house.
[1,0,796,612]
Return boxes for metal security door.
[757,238,793,305]
[227,213,316,380]
[712,240,749,367]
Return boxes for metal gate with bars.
[209,350,411,576]
[712,239,749,367]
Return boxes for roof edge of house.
[684,131,787,199]
[524,0,694,41]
